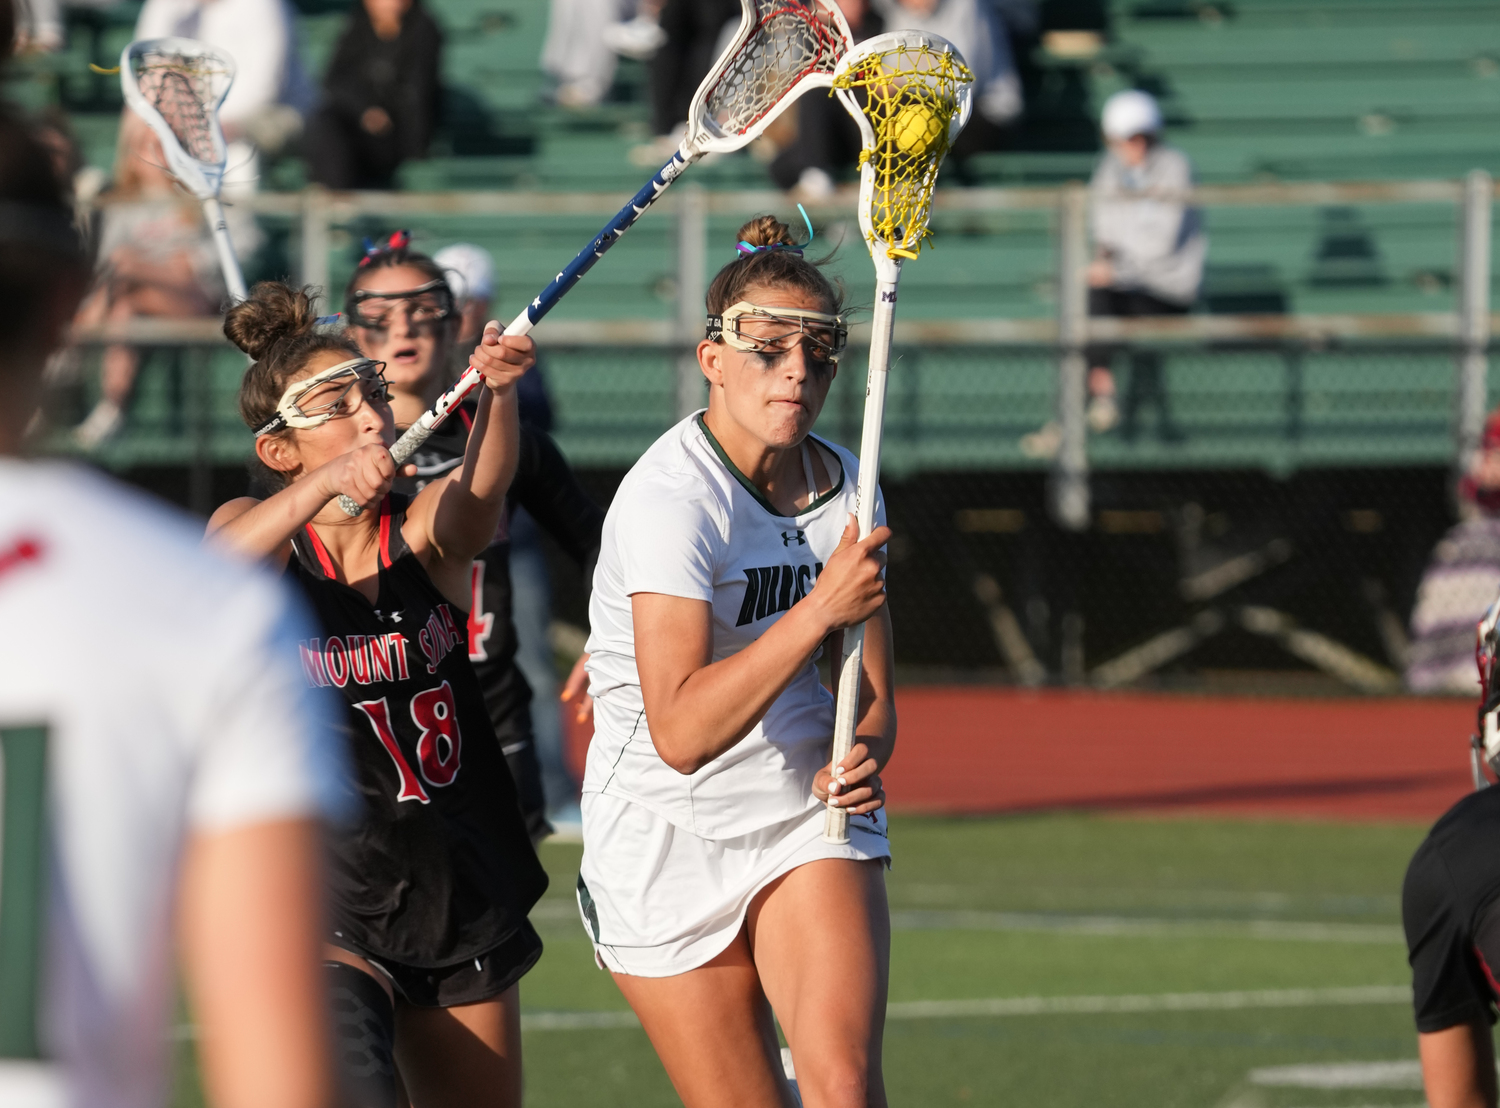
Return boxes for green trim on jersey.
[0,724,48,1059]
[695,415,846,520]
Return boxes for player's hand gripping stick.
[823,32,973,844]
[338,0,853,516]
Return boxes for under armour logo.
[781,530,806,546]
[374,609,405,624]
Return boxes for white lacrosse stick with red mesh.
[338,0,853,516]
[120,37,247,303]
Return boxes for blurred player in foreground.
[1403,593,1500,1108]
[207,279,548,1108]
[578,215,896,1106]
[0,110,346,1108]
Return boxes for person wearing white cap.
[1088,89,1205,435]
[1021,89,1205,455]
[434,242,496,349]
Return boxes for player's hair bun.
[736,215,800,251]
[706,213,843,318]
[224,282,319,360]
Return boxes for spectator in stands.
[1086,89,1204,440]
[874,0,1022,161]
[70,109,259,447]
[769,0,884,198]
[1406,412,1500,694]
[134,0,314,190]
[303,0,442,190]
[542,0,663,109]
[1024,88,1203,457]
[632,0,738,163]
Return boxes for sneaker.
[604,16,666,60]
[629,128,685,168]
[793,167,835,201]
[73,399,123,450]
[1020,421,1062,459]
[1087,393,1119,433]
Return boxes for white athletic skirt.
[575,791,891,977]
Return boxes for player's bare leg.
[749,858,890,1108]
[393,987,524,1108]
[612,937,798,1108]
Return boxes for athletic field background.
[170,688,1473,1105]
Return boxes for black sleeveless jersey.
[286,495,548,967]
[395,404,603,754]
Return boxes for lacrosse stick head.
[833,31,973,272]
[120,37,235,201]
[1476,592,1500,781]
[683,0,852,157]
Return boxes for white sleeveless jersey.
[0,460,346,1108]
[584,414,884,840]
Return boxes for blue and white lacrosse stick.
[339,0,853,515]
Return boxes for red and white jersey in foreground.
[0,459,346,1108]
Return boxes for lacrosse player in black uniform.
[207,280,547,1108]
[1403,593,1500,1108]
[343,233,605,840]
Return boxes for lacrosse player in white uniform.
[0,109,346,1108]
[579,214,897,1108]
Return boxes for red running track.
[562,689,1479,823]
[882,688,1476,823]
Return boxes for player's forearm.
[854,607,897,770]
[1420,1023,1499,1108]
[180,820,336,1108]
[650,600,833,774]
[207,479,333,560]
[432,385,519,557]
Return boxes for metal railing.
[76,175,1495,506]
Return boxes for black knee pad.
[326,960,397,1108]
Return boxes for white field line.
[519,985,1411,1032]
[1249,1060,1424,1089]
[888,910,1405,944]
[533,900,1404,944]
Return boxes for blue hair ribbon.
[735,204,816,258]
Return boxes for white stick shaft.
[824,263,901,844]
[201,196,246,304]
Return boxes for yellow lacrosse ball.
[890,101,944,156]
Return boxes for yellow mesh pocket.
[834,42,973,259]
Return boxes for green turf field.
[172,813,1435,1107]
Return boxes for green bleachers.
[16,0,1500,475]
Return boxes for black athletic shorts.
[331,921,544,1008]
[1403,786,1500,1033]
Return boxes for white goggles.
[706,301,848,364]
[254,358,390,437]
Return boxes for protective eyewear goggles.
[346,279,455,331]
[254,358,391,437]
[706,301,848,364]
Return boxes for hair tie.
[359,229,412,267]
[735,204,816,258]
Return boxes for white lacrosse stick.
[337,0,853,516]
[120,37,247,303]
[824,32,972,844]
